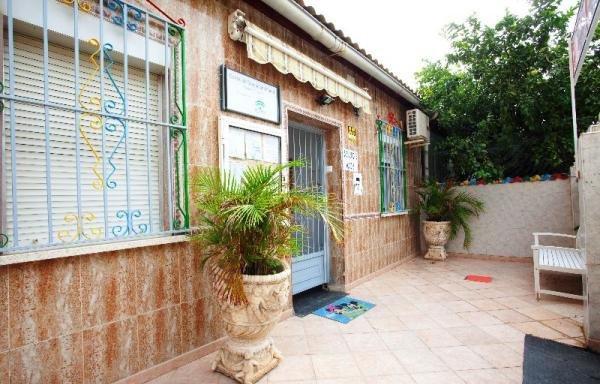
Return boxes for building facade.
[0,0,423,382]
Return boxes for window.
[0,0,188,253]
[377,119,406,213]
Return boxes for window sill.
[380,210,409,218]
[0,234,190,266]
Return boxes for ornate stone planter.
[211,264,291,384]
[423,220,451,261]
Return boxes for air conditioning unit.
[406,109,430,141]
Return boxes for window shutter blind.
[2,33,162,247]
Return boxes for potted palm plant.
[190,160,342,384]
[416,180,484,260]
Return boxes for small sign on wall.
[220,65,281,124]
[342,148,358,172]
[353,172,363,195]
[347,125,357,143]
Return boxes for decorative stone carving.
[423,221,451,261]
[228,9,247,41]
[211,264,291,384]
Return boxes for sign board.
[347,125,357,143]
[570,0,600,83]
[342,148,358,172]
[220,65,281,124]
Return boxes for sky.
[302,0,577,90]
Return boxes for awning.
[228,10,372,114]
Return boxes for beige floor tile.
[447,326,502,345]
[272,317,305,336]
[468,298,508,311]
[416,328,462,348]
[493,296,535,309]
[479,324,526,343]
[431,346,492,371]
[397,314,440,330]
[315,378,366,384]
[541,318,584,338]
[353,351,407,377]
[504,341,525,355]
[267,355,315,382]
[456,368,513,384]
[386,303,424,316]
[452,290,484,301]
[343,332,387,352]
[515,306,564,321]
[311,353,361,380]
[556,338,586,347]
[361,304,395,319]
[306,334,349,355]
[338,317,374,334]
[272,335,310,356]
[371,374,416,383]
[303,315,343,336]
[497,367,523,383]
[469,344,522,368]
[413,302,453,315]
[367,316,408,332]
[512,321,565,339]
[487,309,532,323]
[443,300,479,313]
[379,331,430,350]
[410,371,465,384]
[393,348,448,373]
[430,313,472,328]
[458,311,503,327]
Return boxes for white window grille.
[0,0,188,253]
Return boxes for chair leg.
[534,267,541,300]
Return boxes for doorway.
[288,122,329,295]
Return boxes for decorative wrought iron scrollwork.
[58,0,93,14]
[107,0,143,32]
[57,212,103,242]
[102,42,127,189]
[0,233,8,248]
[112,209,148,237]
[171,127,188,229]
[168,26,185,125]
[146,0,186,26]
[79,38,105,191]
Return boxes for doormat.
[465,274,493,283]
[523,334,600,383]
[293,287,348,317]
[313,297,375,324]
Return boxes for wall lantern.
[317,93,335,106]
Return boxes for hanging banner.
[570,0,600,84]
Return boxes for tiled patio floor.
[149,256,583,384]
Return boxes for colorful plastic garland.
[458,173,569,186]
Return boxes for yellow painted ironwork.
[57,0,93,14]
[57,212,103,243]
[79,38,104,191]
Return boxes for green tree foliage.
[417,0,600,180]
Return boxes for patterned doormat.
[313,297,375,324]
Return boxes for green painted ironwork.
[377,119,407,213]
[165,25,189,230]
[0,233,8,248]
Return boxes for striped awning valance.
[228,10,372,114]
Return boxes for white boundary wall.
[446,179,575,258]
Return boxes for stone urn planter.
[423,220,451,261]
[212,264,291,384]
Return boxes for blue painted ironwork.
[102,42,127,189]
[108,0,142,31]
[112,210,148,237]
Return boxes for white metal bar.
[42,0,53,244]
[123,3,132,235]
[144,9,153,233]
[7,0,18,246]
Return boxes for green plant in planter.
[416,180,484,248]
[190,160,343,305]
